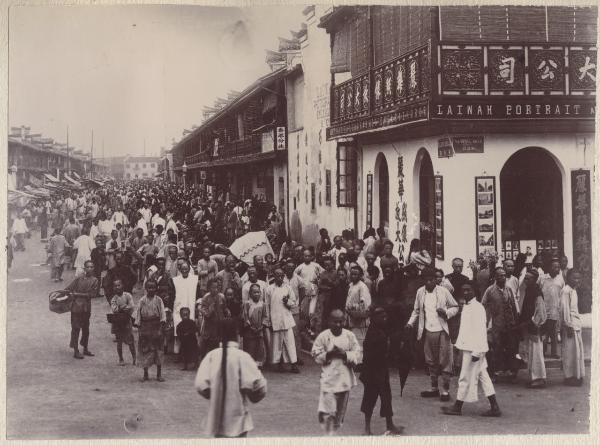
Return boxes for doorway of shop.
[500,147,563,266]
[417,149,435,256]
[374,153,389,234]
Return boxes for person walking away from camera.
[518,270,547,388]
[405,267,458,402]
[243,283,269,369]
[177,307,199,370]
[195,318,267,438]
[442,282,501,417]
[48,228,69,282]
[540,259,564,359]
[481,267,519,381]
[110,278,136,366]
[560,269,585,386]
[65,260,98,359]
[311,309,362,435]
[135,279,166,382]
[266,268,299,373]
[361,307,404,435]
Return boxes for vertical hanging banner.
[276,127,287,150]
[366,173,373,228]
[434,175,444,260]
[571,170,592,313]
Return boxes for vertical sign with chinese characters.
[366,174,373,228]
[434,176,444,260]
[276,127,286,150]
[395,156,407,262]
[571,170,592,313]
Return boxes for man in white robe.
[266,268,299,373]
[173,261,198,353]
[442,281,501,417]
[560,270,585,386]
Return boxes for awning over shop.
[44,173,60,182]
[23,185,51,197]
[64,174,81,186]
[71,172,82,180]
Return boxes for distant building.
[123,156,160,179]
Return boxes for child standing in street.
[242,283,268,369]
[110,278,136,365]
[176,307,199,370]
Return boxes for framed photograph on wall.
[475,176,497,257]
[434,175,444,260]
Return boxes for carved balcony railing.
[330,45,431,128]
[185,133,263,166]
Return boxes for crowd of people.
[8,179,587,437]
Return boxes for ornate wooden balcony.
[185,133,263,167]
[329,45,431,139]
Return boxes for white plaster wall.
[361,132,595,273]
[286,6,354,247]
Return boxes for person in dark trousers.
[65,260,98,359]
[360,306,404,436]
[176,307,199,370]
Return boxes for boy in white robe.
[311,309,362,435]
[442,282,501,417]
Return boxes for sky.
[8,3,306,158]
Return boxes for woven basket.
[49,291,72,314]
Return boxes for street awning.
[71,172,82,180]
[64,174,81,186]
[44,173,60,182]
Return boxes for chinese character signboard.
[570,49,597,92]
[475,176,497,258]
[571,170,592,313]
[440,49,484,93]
[366,173,373,228]
[276,127,286,150]
[434,176,444,260]
[488,48,526,93]
[529,49,565,92]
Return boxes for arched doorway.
[417,150,435,255]
[374,153,389,232]
[500,147,563,263]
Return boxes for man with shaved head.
[311,309,362,435]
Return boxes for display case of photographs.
[475,176,497,257]
[434,175,444,260]
[502,240,520,261]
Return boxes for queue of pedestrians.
[9,179,587,438]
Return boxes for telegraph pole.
[66,125,70,175]
[90,129,94,178]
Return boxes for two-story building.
[172,59,299,222]
[320,5,596,311]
